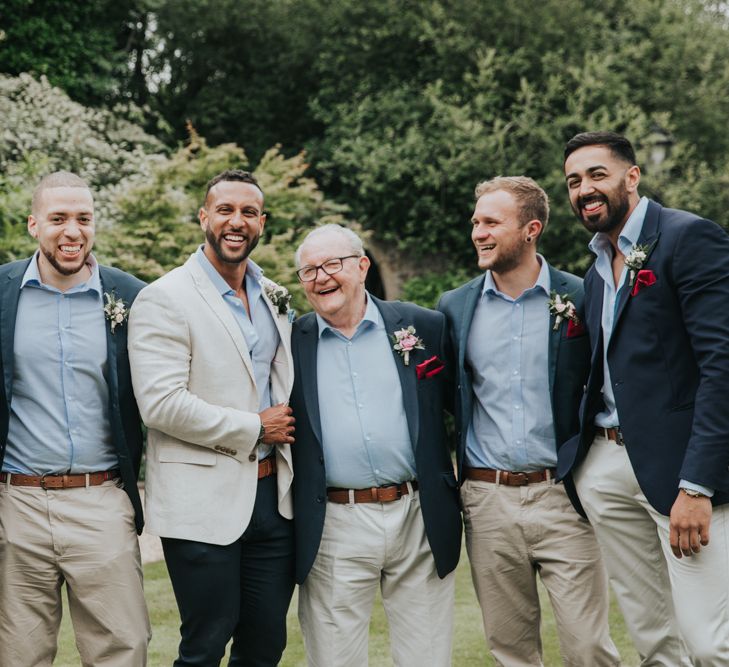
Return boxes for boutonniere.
[624,243,654,287]
[392,326,425,366]
[103,292,128,334]
[548,291,580,331]
[416,355,445,380]
[262,279,293,317]
[631,269,657,297]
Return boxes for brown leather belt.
[258,456,277,479]
[327,481,418,504]
[463,466,555,486]
[597,426,624,445]
[0,470,120,489]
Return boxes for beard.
[41,246,90,276]
[573,185,631,235]
[205,226,260,264]
[477,239,528,274]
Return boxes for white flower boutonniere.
[392,326,425,366]
[548,291,579,331]
[262,278,294,318]
[103,292,128,334]
[624,243,653,287]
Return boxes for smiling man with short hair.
[0,171,150,666]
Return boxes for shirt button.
[375,469,381,475]
[513,336,518,341]
[366,436,371,441]
[358,403,364,409]
[516,440,522,444]
[515,405,521,410]
[353,372,358,377]
[513,370,518,376]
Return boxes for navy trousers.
[162,473,295,667]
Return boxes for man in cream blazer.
[129,169,296,667]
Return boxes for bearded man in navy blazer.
[560,131,729,665]
[438,176,618,666]
[0,171,150,666]
[290,224,462,666]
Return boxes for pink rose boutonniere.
[631,269,657,297]
[392,326,425,366]
[548,291,580,332]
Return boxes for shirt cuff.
[679,480,714,498]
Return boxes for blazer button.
[249,454,257,462]
[319,455,324,464]
[316,496,324,503]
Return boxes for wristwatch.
[256,422,266,445]
[682,488,707,498]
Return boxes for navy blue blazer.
[438,264,590,516]
[0,258,146,533]
[557,200,729,515]
[289,296,462,583]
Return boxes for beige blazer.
[128,255,293,545]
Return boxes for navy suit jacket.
[290,296,462,584]
[557,200,729,515]
[0,258,146,533]
[439,264,591,516]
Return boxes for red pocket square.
[566,319,586,338]
[631,269,657,296]
[416,355,445,380]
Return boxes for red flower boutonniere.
[631,269,657,297]
[416,355,445,380]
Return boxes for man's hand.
[259,404,295,445]
[669,491,711,558]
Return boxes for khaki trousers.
[462,477,619,667]
[574,435,729,667]
[298,490,455,666]
[0,479,151,667]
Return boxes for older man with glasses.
[289,224,462,666]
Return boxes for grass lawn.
[56,543,640,666]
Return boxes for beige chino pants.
[298,490,455,666]
[0,479,151,667]
[574,435,729,667]
[462,477,619,667]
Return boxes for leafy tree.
[0,0,153,105]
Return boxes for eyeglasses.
[296,255,361,282]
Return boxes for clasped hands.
[258,403,296,445]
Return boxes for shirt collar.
[588,196,649,259]
[481,253,551,299]
[316,291,380,339]
[195,244,263,296]
[21,250,101,295]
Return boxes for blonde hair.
[475,176,549,234]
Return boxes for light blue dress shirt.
[196,246,279,460]
[4,253,117,475]
[589,196,648,429]
[465,256,556,472]
[315,294,416,489]
[588,198,709,496]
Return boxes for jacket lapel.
[1,260,29,406]
[297,315,323,445]
[458,277,483,370]
[609,200,661,349]
[98,267,119,397]
[261,286,294,402]
[186,256,257,385]
[547,264,567,399]
[373,296,419,448]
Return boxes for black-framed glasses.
[296,255,361,282]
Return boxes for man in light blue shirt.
[439,176,618,666]
[0,171,150,666]
[560,130,729,665]
[129,169,297,667]
[290,224,462,666]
